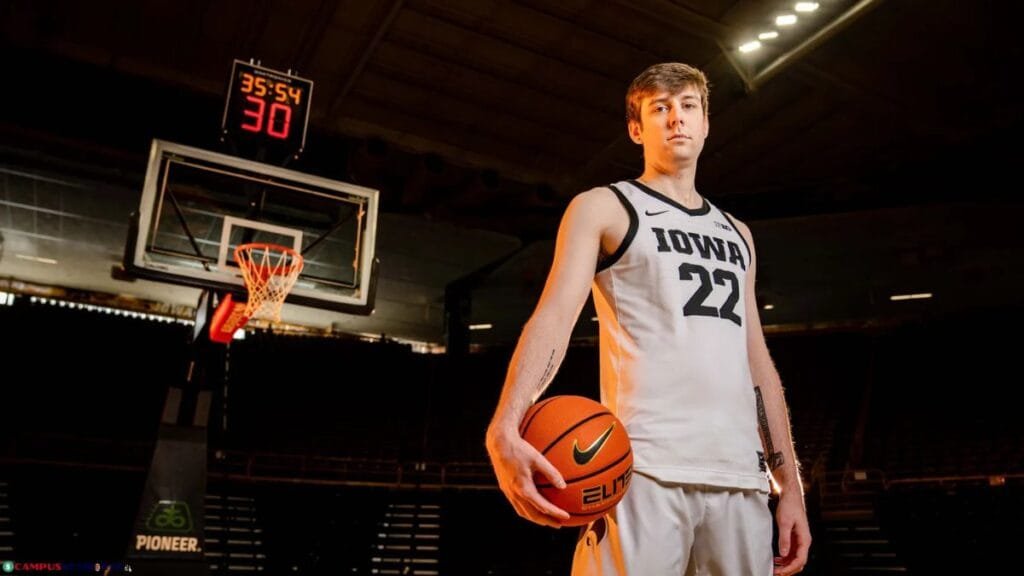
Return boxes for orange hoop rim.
[232,243,305,322]
[234,243,304,274]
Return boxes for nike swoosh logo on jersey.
[645,209,669,216]
[572,424,616,465]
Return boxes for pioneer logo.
[135,534,202,552]
[146,500,193,533]
[134,499,201,553]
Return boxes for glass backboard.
[125,140,378,314]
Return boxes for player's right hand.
[486,429,570,528]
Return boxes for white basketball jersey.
[592,180,770,492]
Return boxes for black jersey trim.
[596,184,638,273]
[629,179,710,216]
[720,210,751,266]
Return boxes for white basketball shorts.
[571,471,773,576]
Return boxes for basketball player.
[485,62,811,575]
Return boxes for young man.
[485,62,811,575]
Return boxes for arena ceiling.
[1,0,1020,346]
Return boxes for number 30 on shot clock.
[221,60,313,157]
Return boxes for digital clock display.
[222,60,313,158]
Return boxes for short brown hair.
[626,62,710,125]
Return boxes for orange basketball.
[519,395,633,527]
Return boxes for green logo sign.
[145,500,193,533]
[2,561,13,573]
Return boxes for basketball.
[519,395,633,526]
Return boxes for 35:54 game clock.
[221,60,313,160]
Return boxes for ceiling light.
[739,40,762,53]
[15,254,58,265]
[758,31,779,40]
[795,2,819,13]
[763,304,775,310]
[890,292,933,301]
[468,323,493,330]
[776,14,798,26]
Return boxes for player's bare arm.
[735,218,812,575]
[485,188,622,527]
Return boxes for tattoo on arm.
[754,386,785,470]
[538,349,557,387]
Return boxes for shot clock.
[221,60,313,160]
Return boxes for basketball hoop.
[207,243,303,344]
[234,243,304,321]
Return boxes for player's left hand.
[773,489,811,575]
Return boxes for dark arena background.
[1,1,1022,574]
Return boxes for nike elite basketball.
[520,395,633,526]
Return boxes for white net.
[234,243,304,321]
